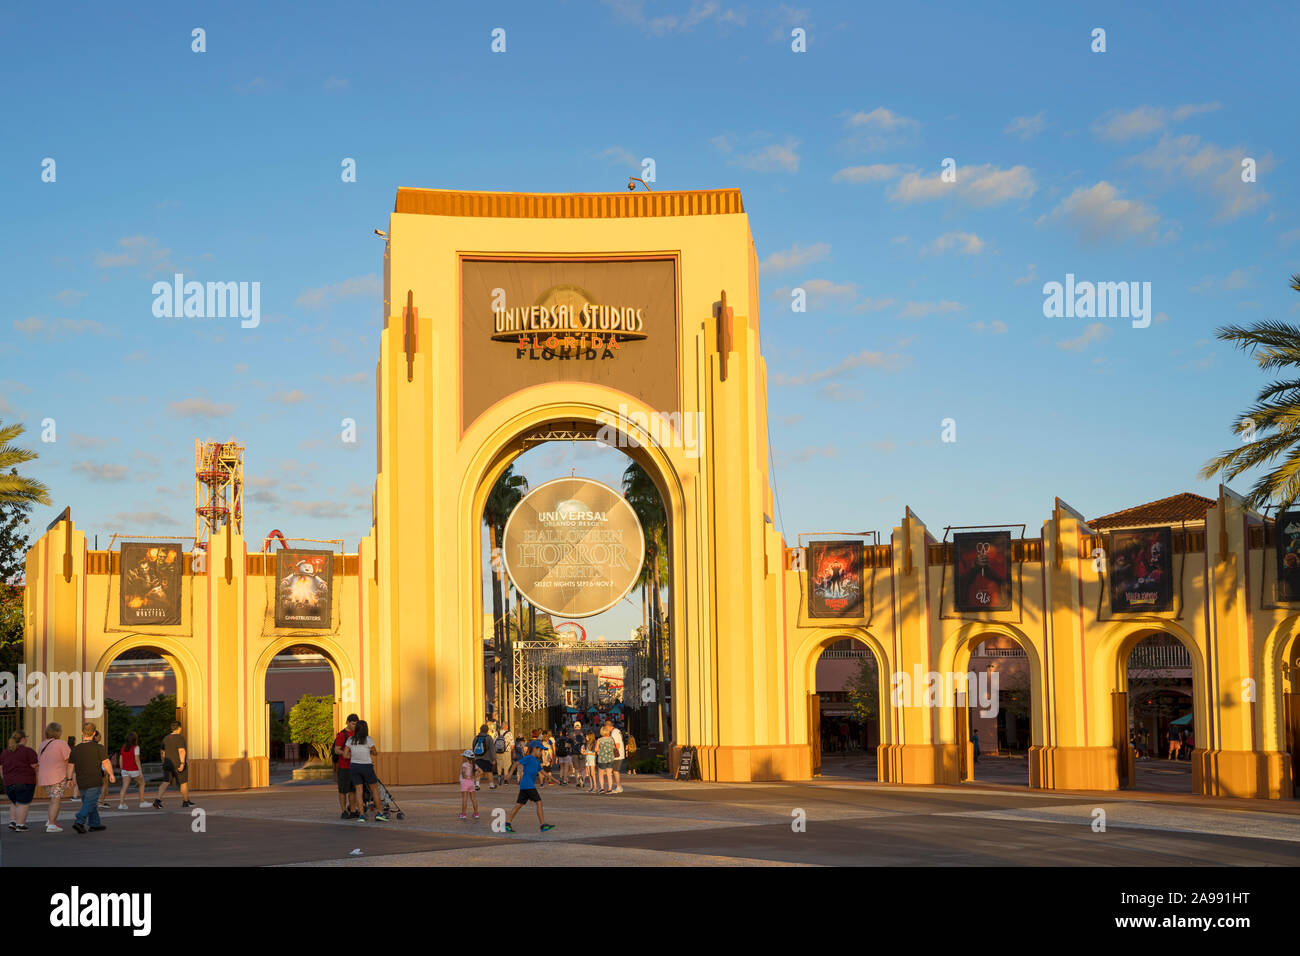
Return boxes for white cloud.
[13,317,113,340]
[971,320,1009,334]
[852,297,896,313]
[71,461,129,481]
[295,274,381,309]
[1091,102,1221,141]
[898,300,965,319]
[771,278,856,310]
[1130,134,1274,220]
[923,232,985,256]
[760,242,830,272]
[54,290,87,305]
[1039,181,1161,243]
[1014,264,1038,286]
[604,0,747,35]
[1057,323,1110,351]
[108,510,180,527]
[169,398,234,418]
[772,349,906,386]
[272,389,309,405]
[93,235,174,275]
[890,163,1036,206]
[733,138,800,173]
[1281,229,1300,244]
[1004,112,1046,140]
[295,501,352,519]
[598,146,639,167]
[843,107,919,131]
[831,164,903,184]
[777,444,840,466]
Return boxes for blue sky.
[2,1,1297,636]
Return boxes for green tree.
[1200,274,1300,507]
[0,423,52,510]
[483,463,528,712]
[289,693,336,763]
[0,481,35,585]
[101,697,134,753]
[134,693,177,762]
[846,653,880,724]
[622,461,668,740]
[0,584,22,676]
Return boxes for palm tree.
[483,463,528,715]
[0,421,51,508]
[622,461,669,741]
[1200,274,1300,508]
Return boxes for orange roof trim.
[394,187,744,219]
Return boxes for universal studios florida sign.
[501,477,645,619]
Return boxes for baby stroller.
[362,776,406,820]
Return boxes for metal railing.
[973,646,1027,658]
[819,650,868,659]
[1129,644,1192,668]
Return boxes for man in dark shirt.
[154,720,193,808]
[70,722,114,833]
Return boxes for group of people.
[457,717,633,823]
[819,716,869,753]
[1,719,194,834]
[1128,727,1195,761]
[331,714,387,822]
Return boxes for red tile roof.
[1089,492,1215,530]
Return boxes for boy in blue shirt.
[505,740,554,833]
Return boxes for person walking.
[348,719,387,823]
[154,720,194,809]
[509,734,526,783]
[2,730,39,832]
[493,721,514,788]
[554,728,573,785]
[538,730,556,788]
[37,722,72,833]
[69,723,115,834]
[505,740,554,833]
[471,724,495,790]
[459,749,479,820]
[603,719,625,793]
[115,732,148,809]
[971,728,981,763]
[1167,731,1181,760]
[625,733,638,775]
[333,714,359,819]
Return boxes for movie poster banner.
[952,531,1013,612]
[275,549,333,628]
[120,543,183,626]
[807,540,865,618]
[1276,511,1300,602]
[1108,526,1173,613]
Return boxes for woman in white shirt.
[347,720,385,822]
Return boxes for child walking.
[505,741,554,833]
[459,749,479,820]
[583,732,598,793]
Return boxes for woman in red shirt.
[2,730,40,832]
[116,731,148,809]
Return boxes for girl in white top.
[347,720,384,822]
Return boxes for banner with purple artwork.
[275,549,333,628]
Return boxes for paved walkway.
[4,772,1298,867]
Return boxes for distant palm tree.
[622,461,669,739]
[0,421,51,508]
[483,463,528,712]
[1200,274,1300,508]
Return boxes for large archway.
[791,629,892,780]
[95,637,202,764]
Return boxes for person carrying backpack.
[493,721,514,788]
[471,724,495,790]
[555,730,573,785]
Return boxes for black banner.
[807,540,865,618]
[1108,527,1173,612]
[120,543,182,626]
[953,531,1013,612]
[1276,511,1300,602]
[274,549,333,628]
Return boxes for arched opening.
[1283,630,1300,797]
[263,643,339,780]
[478,429,673,764]
[811,636,882,779]
[101,643,189,775]
[1113,627,1201,794]
[954,631,1038,787]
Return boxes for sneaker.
[474,783,480,791]
[72,823,87,834]
[375,813,389,822]
[489,783,496,789]
[46,823,63,833]
[117,804,128,810]
[139,803,151,809]
[459,813,467,820]
[14,824,29,832]
[98,802,110,809]
[504,822,514,833]
[540,824,555,832]
[472,812,479,819]
[89,825,106,832]
[356,815,367,823]
[182,801,195,808]
[152,800,163,810]
[340,811,351,820]
[5,821,14,830]
[614,787,624,793]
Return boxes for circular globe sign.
[500,476,645,619]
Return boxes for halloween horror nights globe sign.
[501,477,645,619]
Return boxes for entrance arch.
[1100,621,1208,793]
[460,394,695,766]
[95,636,203,758]
[791,631,890,778]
